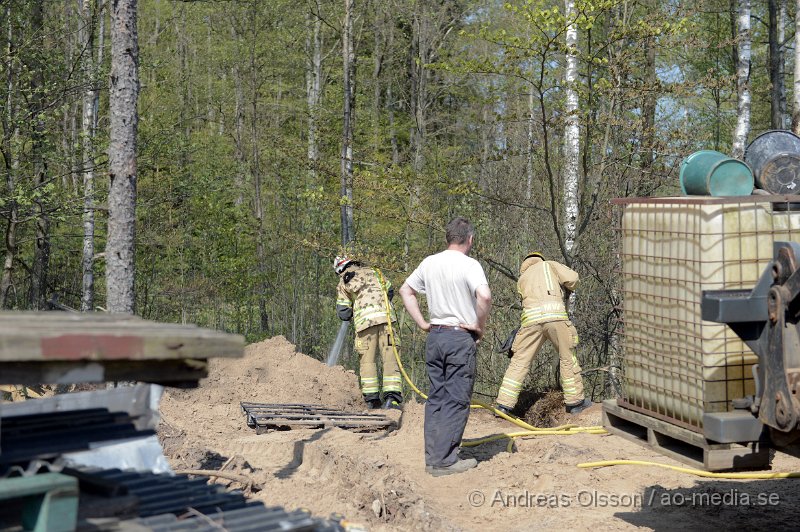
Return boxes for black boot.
[494,404,513,418]
[565,398,592,415]
[365,395,382,409]
[382,392,403,410]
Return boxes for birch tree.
[80,0,97,312]
[732,0,751,158]
[106,0,139,314]
[563,0,580,260]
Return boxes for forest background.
[1,0,790,402]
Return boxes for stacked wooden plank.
[0,312,244,386]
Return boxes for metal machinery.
[703,241,800,446]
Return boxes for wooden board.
[602,399,770,471]
[0,312,244,362]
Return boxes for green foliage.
[0,0,794,403]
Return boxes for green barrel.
[679,150,754,196]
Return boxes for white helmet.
[334,256,352,275]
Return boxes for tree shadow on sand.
[613,479,800,531]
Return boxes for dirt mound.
[172,336,363,411]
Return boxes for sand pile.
[202,336,363,410]
[163,336,363,418]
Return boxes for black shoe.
[383,397,402,410]
[494,405,513,418]
[367,398,383,409]
[565,398,592,415]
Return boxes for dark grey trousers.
[424,328,477,467]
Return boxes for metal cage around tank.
[613,195,800,432]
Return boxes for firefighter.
[496,252,592,416]
[334,256,403,410]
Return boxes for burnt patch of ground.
[517,389,568,428]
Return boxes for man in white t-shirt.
[399,217,492,477]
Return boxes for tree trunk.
[95,0,106,133]
[795,0,800,133]
[778,0,788,128]
[563,0,580,261]
[404,2,429,269]
[732,0,751,158]
[1,3,19,309]
[81,0,97,312]
[230,22,245,206]
[340,0,355,246]
[29,0,50,310]
[387,84,399,166]
[372,3,384,151]
[730,0,738,73]
[63,0,76,192]
[387,21,398,166]
[641,34,657,171]
[769,0,784,129]
[526,84,535,200]
[247,5,269,334]
[106,0,139,314]
[306,0,323,183]
[411,4,427,175]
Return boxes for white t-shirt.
[404,249,489,326]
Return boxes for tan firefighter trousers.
[496,320,584,408]
[355,323,402,399]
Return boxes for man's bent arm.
[400,282,430,331]
[459,284,492,338]
[474,284,492,338]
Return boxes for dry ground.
[157,337,800,531]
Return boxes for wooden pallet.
[240,402,395,434]
[602,399,770,471]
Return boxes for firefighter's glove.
[498,327,519,358]
[336,305,353,321]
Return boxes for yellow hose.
[578,460,800,479]
[374,268,605,447]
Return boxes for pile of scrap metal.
[0,313,346,532]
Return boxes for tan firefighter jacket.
[336,264,396,333]
[517,256,579,327]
